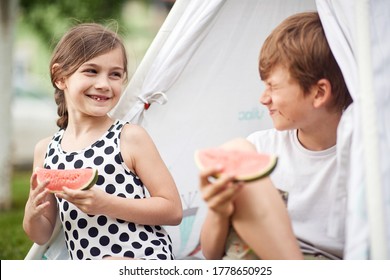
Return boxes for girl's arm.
[120,124,182,225]
[23,137,58,245]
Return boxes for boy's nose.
[259,89,271,105]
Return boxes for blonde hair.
[50,23,128,129]
[259,12,352,112]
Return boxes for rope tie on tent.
[138,92,168,110]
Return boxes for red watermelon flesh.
[194,148,277,182]
[36,168,98,193]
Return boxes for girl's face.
[259,66,316,131]
[62,47,125,119]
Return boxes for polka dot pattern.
[43,120,175,260]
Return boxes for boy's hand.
[199,166,243,218]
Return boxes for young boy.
[199,11,353,260]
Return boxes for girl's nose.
[95,75,110,91]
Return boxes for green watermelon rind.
[36,168,98,193]
[80,169,98,191]
[233,156,278,182]
[194,149,278,183]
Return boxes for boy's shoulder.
[247,129,296,153]
[247,128,293,141]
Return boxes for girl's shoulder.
[120,122,151,144]
[34,136,53,153]
[33,136,54,167]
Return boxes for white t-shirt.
[247,129,345,258]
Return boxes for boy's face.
[259,66,315,131]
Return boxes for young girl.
[23,23,182,260]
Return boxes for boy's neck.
[296,112,341,151]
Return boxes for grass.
[0,170,34,260]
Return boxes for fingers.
[30,185,52,215]
[35,199,51,212]
[30,172,38,190]
[56,187,92,205]
[201,173,243,204]
[56,187,76,201]
[59,187,88,198]
[207,182,241,209]
[199,166,224,187]
[31,176,49,199]
[201,174,234,200]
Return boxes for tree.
[0,0,18,210]
[19,0,130,44]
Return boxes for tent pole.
[356,0,388,259]
[111,0,190,119]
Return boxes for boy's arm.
[200,209,230,259]
[198,166,242,259]
[201,137,302,259]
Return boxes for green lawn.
[0,170,34,260]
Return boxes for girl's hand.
[56,186,107,215]
[26,173,52,219]
[23,171,58,244]
[199,166,243,218]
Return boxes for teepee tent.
[25,0,389,260]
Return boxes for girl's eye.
[111,72,123,78]
[83,69,97,74]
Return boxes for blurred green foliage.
[19,0,149,45]
[0,170,33,260]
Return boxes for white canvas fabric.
[111,0,226,124]
[317,0,390,259]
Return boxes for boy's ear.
[312,78,332,108]
[52,63,66,90]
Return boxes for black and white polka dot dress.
[43,120,174,260]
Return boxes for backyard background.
[0,0,172,260]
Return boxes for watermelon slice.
[194,148,277,182]
[36,167,98,193]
